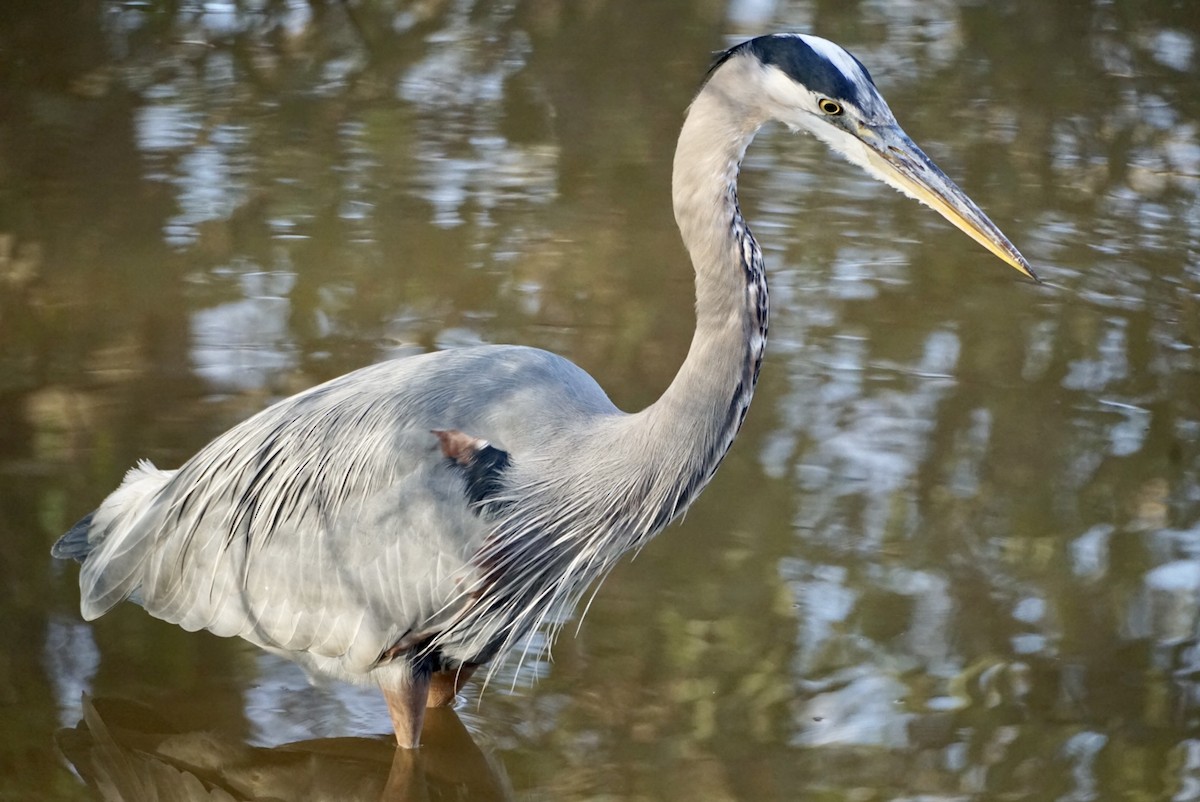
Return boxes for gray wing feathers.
[68,346,619,676]
[81,404,483,674]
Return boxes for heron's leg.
[382,671,431,749]
[426,664,478,708]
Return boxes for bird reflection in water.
[56,695,512,801]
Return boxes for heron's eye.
[818,99,843,116]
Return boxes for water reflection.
[190,271,298,391]
[57,696,511,800]
[1,0,1199,799]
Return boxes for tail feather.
[51,513,97,562]
[52,460,175,621]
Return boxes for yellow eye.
[818,99,843,115]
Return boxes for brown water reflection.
[3,1,1200,799]
[56,697,509,800]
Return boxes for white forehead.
[797,33,869,84]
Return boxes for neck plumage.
[625,62,771,531]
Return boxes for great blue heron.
[53,33,1035,749]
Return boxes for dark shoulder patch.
[458,444,510,506]
[432,430,511,508]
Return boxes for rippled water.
[3,1,1200,799]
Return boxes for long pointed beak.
[858,124,1038,282]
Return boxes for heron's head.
[710,34,1036,280]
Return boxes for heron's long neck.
[434,74,773,665]
[628,76,770,527]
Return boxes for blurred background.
[2,0,1200,799]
